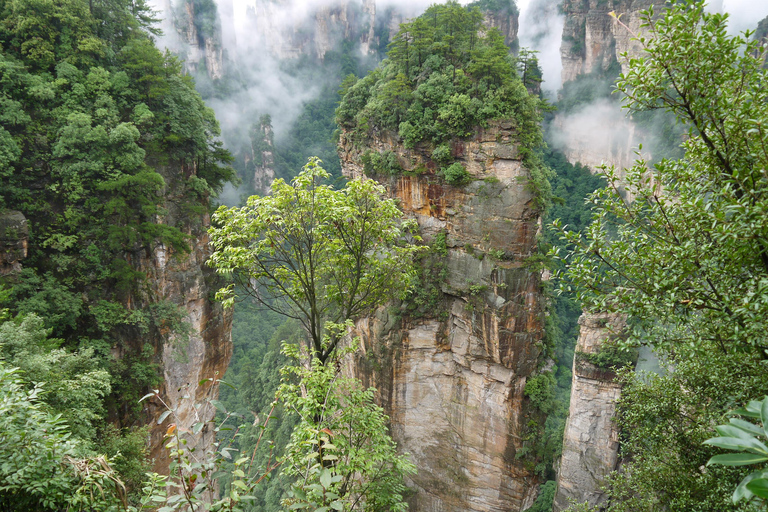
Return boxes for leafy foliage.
[136,385,281,512]
[0,362,127,511]
[0,0,235,498]
[704,396,768,506]
[209,158,419,363]
[278,341,416,512]
[336,1,547,193]
[556,1,768,509]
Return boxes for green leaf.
[320,469,332,489]
[210,399,227,414]
[746,478,768,499]
[703,436,768,455]
[761,397,768,439]
[707,453,768,466]
[729,418,764,437]
[157,410,172,424]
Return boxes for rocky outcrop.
[553,312,626,512]
[246,117,276,194]
[242,0,380,60]
[170,0,225,79]
[141,222,233,473]
[483,9,520,48]
[560,0,652,84]
[125,163,233,473]
[339,122,547,512]
[0,210,27,276]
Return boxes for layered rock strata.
[553,312,626,512]
[339,121,547,512]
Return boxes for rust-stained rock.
[553,312,626,512]
[339,120,546,512]
[136,222,233,474]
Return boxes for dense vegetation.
[0,0,234,506]
[335,1,549,198]
[558,2,768,510]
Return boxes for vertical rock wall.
[339,122,547,512]
[168,0,225,79]
[248,118,276,194]
[553,312,625,512]
[140,224,233,473]
[125,163,233,473]
[560,0,652,84]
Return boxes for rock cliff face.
[139,222,233,473]
[560,0,652,84]
[115,163,233,473]
[484,9,519,48]
[553,312,625,512]
[163,0,225,79]
[339,122,547,512]
[246,118,276,194]
[240,0,380,60]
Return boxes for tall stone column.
[553,312,626,511]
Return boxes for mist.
[517,0,563,98]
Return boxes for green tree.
[278,341,416,512]
[556,1,768,510]
[0,363,127,511]
[208,158,418,364]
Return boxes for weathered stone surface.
[553,312,626,512]
[560,0,653,84]
[248,118,276,194]
[340,121,546,512]
[164,0,225,79]
[0,210,27,276]
[139,224,233,473]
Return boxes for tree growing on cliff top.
[335,1,545,156]
[556,1,768,510]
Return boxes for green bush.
[575,339,637,371]
[443,162,472,186]
[524,371,556,415]
[431,143,452,164]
